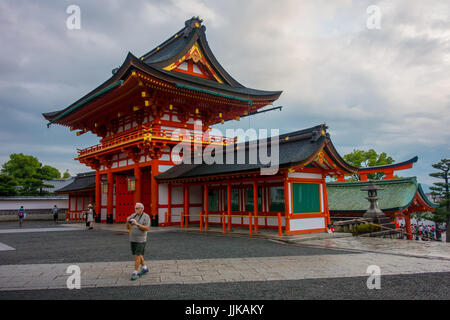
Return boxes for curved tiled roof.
[155,124,354,181]
[43,18,282,126]
[55,172,96,193]
[327,177,438,213]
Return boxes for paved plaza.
[0,221,449,299]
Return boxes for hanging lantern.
[127,175,136,192]
[101,177,108,194]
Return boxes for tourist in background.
[52,205,59,224]
[18,206,25,228]
[86,204,94,230]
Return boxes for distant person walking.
[84,204,95,230]
[18,206,25,228]
[87,204,95,230]
[126,203,150,281]
[52,205,59,224]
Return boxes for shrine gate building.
[43,18,432,236]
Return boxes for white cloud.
[0,0,448,184]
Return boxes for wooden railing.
[171,211,284,237]
[65,210,85,222]
[77,127,236,157]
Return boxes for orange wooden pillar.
[248,212,253,236]
[180,211,184,228]
[82,195,85,216]
[184,183,189,228]
[227,181,232,231]
[74,194,78,220]
[134,164,142,204]
[277,212,282,237]
[321,178,331,228]
[283,173,290,234]
[253,181,258,233]
[107,169,114,222]
[383,171,395,180]
[168,183,172,225]
[204,183,209,230]
[222,212,226,233]
[150,160,158,223]
[68,193,71,221]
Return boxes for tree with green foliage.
[0,153,61,196]
[0,174,18,196]
[62,169,71,179]
[429,159,450,242]
[343,149,395,181]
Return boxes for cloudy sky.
[0,0,448,188]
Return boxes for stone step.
[360,228,404,239]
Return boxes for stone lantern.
[361,181,386,221]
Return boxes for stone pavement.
[1,222,449,293]
[0,227,75,234]
[1,250,450,291]
[293,237,450,260]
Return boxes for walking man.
[126,203,150,281]
[52,205,59,224]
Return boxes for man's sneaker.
[138,268,149,277]
[130,273,139,281]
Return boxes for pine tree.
[429,159,450,242]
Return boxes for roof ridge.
[327,176,418,186]
[140,17,204,60]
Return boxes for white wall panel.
[172,187,184,204]
[158,184,168,205]
[189,185,202,203]
[288,172,322,180]
[289,217,325,231]
[170,207,182,222]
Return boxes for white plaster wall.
[189,206,201,222]
[289,217,325,231]
[189,185,202,203]
[288,182,292,214]
[158,184,168,205]
[320,184,324,213]
[267,216,285,227]
[172,187,183,204]
[170,207,182,222]
[70,197,77,210]
[231,217,241,225]
[119,160,127,167]
[207,214,221,224]
[158,208,167,224]
[101,208,107,220]
[288,172,322,180]
[0,199,68,210]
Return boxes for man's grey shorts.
[130,242,146,256]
